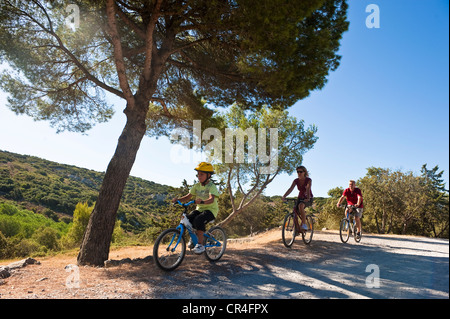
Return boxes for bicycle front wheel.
[339,219,350,243]
[302,215,314,245]
[204,226,227,262]
[153,228,186,271]
[282,213,296,248]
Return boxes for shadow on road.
[105,233,449,299]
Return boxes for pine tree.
[1,0,349,265]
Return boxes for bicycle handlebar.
[284,198,311,203]
[174,200,195,207]
[339,204,358,208]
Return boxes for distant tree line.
[318,165,449,238]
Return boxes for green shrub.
[32,226,59,251]
[13,238,41,258]
[0,230,10,259]
[61,202,93,248]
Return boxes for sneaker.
[301,223,308,231]
[188,239,195,249]
[356,232,361,239]
[193,244,205,254]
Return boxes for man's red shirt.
[343,187,364,208]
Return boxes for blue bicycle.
[153,200,227,271]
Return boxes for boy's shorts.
[187,210,215,232]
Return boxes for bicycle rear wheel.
[339,218,350,243]
[153,228,186,271]
[282,213,296,248]
[302,215,314,245]
[204,226,227,262]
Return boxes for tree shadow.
[103,235,449,299]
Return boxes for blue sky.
[0,0,449,197]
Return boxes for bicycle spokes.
[301,215,314,245]
[153,229,186,271]
[339,219,351,243]
[282,213,296,248]
[204,226,227,262]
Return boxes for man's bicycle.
[153,200,227,271]
[339,204,362,243]
[281,198,314,247]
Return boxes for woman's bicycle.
[281,198,314,247]
[339,204,362,243]
[153,200,227,271]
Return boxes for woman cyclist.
[282,166,313,232]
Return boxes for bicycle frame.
[282,198,314,247]
[167,200,222,252]
[339,203,361,243]
[345,205,357,227]
[287,198,307,233]
[344,211,356,231]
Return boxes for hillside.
[0,150,179,232]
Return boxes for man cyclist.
[337,180,363,238]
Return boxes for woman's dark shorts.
[296,197,313,208]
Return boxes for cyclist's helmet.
[194,162,215,174]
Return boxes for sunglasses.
[297,170,304,173]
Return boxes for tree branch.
[18,1,125,100]
[106,0,135,105]
[150,97,173,118]
[227,167,237,213]
[167,37,212,56]
[115,2,146,40]
[142,0,163,82]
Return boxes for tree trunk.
[77,102,148,266]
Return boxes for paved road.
[154,230,449,299]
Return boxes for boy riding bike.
[172,162,220,254]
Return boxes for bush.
[13,238,42,258]
[0,203,20,216]
[62,202,93,249]
[0,230,10,259]
[0,202,71,258]
[0,216,21,237]
[32,227,59,251]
